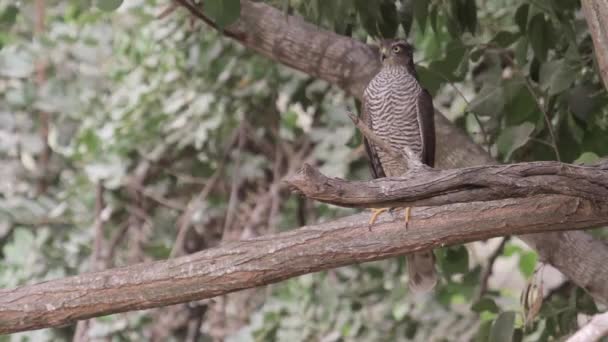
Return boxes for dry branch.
[2,195,608,334]
[286,160,608,208]
[170,0,608,304]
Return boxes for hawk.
[362,39,437,293]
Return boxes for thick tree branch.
[582,0,608,91]
[171,0,608,304]
[287,161,608,208]
[2,195,608,334]
[567,311,608,342]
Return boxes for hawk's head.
[379,39,414,69]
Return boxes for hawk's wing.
[361,96,386,178]
[416,88,436,168]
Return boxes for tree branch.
[1,195,608,334]
[567,311,608,342]
[582,0,608,91]
[286,160,608,208]
[172,0,608,304]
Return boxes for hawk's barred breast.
[364,65,423,177]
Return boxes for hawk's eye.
[392,46,402,54]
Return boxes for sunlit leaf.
[574,152,599,164]
[519,251,537,277]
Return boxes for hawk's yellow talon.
[368,208,389,231]
[404,207,411,229]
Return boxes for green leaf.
[514,4,529,33]
[496,122,535,160]
[429,3,439,33]
[514,36,529,65]
[540,59,575,95]
[472,297,500,314]
[378,0,399,38]
[468,83,505,117]
[204,0,241,29]
[0,5,18,28]
[415,65,443,96]
[519,251,537,277]
[354,0,381,37]
[398,0,414,35]
[95,0,123,11]
[475,320,493,342]
[574,152,599,164]
[439,246,469,276]
[528,14,553,61]
[464,0,477,34]
[550,67,575,95]
[413,0,429,32]
[489,311,516,342]
[490,31,520,48]
[503,78,538,125]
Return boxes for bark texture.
[287,161,608,208]
[581,0,608,91]
[2,195,608,334]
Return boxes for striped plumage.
[362,39,437,293]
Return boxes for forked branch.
[286,160,608,208]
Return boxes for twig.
[35,0,51,195]
[73,182,106,342]
[476,237,510,301]
[91,182,106,268]
[172,0,244,40]
[267,130,283,233]
[134,186,185,211]
[169,169,222,258]
[222,123,246,240]
[424,67,491,153]
[566,311,608,342]
[169,129,240,258]
[105,221,129,267]
[498,51,561,161]
[521,76,561,161]
[157,2,179,19]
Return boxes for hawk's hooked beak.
[380,47,387,62]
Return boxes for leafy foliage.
[0,0,606,341]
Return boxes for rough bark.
[173,0,608,304]
[287,161,608,208]
[581,0,608,91]
[2,195,608,334]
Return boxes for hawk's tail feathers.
[407,251,438,294]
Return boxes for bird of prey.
[362,38,437,293]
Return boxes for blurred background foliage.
[0,0,606,341]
